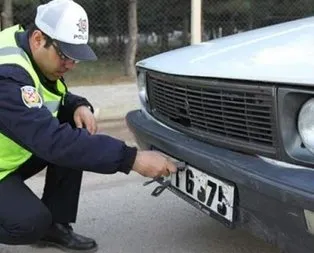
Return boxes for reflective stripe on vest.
[0,47,29,61]
[36,83,60,114]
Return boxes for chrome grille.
[147,72,277,156]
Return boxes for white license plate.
[170,164,235,222]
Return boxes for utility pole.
[191,0,202,44]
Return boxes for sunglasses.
[41,31,80,64]
[51,42,80,64]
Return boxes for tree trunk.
[109,1,119,60]
[246,0,254,30]
[124,0,137,77]
[182,13,190,46]
[1,0,13,29]
[161,15,168,51]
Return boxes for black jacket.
[0,29,137,174]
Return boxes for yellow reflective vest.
[0,25,66,180]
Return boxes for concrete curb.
[93,107,132,121]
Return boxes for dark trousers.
[0,154,83,245]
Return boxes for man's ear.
[30,30,45,49]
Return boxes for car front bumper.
[126,110,314,253]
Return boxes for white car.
[126,17,314,253]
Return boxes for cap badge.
[20,86,43,109]
[77,18,87,34]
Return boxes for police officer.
[0,0,176,252]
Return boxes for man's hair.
[28,23,53,49]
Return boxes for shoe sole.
[33,241,98,253]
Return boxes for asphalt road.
[0,119,281,253]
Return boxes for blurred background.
[1,0,314,85]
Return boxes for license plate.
[170,164,235,222]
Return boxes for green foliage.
[13,0,39,5]
[138,0,190,33]
[202,0,314,37]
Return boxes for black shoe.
[36,223,98,253]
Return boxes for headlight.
[137,71,148,105]
[298,98,314,154]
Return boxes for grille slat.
[148,73,277,153]
[189,100,271,113]
[191,117,273,135]
[190,115,273,132]
[190,108,272,121]
[191,121,273,142]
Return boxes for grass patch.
[64,59,135,86]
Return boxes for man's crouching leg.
[0,173,52,245]
[38,165,98,253]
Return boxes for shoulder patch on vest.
[20,86,42,108]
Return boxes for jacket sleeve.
[0,66,137,174]
[63,91,94,114]
[58,91,94,126]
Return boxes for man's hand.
[73,106,97,134]
[132,151,177,178]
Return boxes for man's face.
[29,30,77,81]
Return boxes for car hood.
[137,17,314,85]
